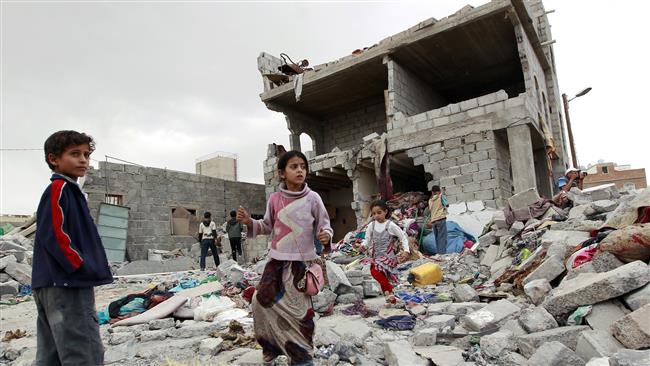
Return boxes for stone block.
[524,279,552,305]
[4,262,31,285]
[448,202,467,215]
[585,300,630,332]
[523,255,565,285]
[336,293,358,305]
[576,329,623,360]
[527,341,586,366]
[110,332,135,345]
[478,232,497,246]
[516,326,590,358]
[413,345,464,366]
[332,318,372,347]
[611,303,650,349]
[139,330,167,342]
[411,328,437,347]
[501,318,527,336]
[490,256,514,275]
[424,314,456,330]
[0,254,17,270]
[518,307,558,333]
[480,330,516,358]
[149,318,175,330]
[467,200,485,212]
[624,283,650,311]
[326,261,352,294]
[555,261,650,315]
[362,279,382,298]
[450,285,477,304]
[609,349,650,366]
[463,299,520,331]
[199,337,223,355]
[445,302,486,316]
[493,210,508,229]
[346,270,364,286]
[168,322,220,338]
[0,280,19,296]
[385,340,428,366]
[507,188,540,211]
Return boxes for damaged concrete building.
[257,0,570,240]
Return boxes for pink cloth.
[248,183,333,261]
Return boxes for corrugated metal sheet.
[97,203,130,262]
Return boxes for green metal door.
[97,203,130,262]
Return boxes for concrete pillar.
[507,124,537,193]
[289,133,301,152]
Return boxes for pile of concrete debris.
[0,234,33,298]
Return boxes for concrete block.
[326,261,352,294]
[463,299,520,331]
[527,341,586,366]
[453,284,479,302]
[508,188,540,211]
[609,349,650,366]
[362,279,382,298]
[490,256,514,275]
[199,337,224,355]
[448,202,467,215]
[624,283,650,311]
[346,270,364,286]
[523,255,565,285]
[480,330,516,358]
[585,300,630,332]
[139,329,167,342]
[460,98,478,111]
[149,318,175,330]
[501,318,528,336]
[424,314,456,330]
[524,279,552,305]
[411,328,437,347]
[413,345,464,366]
[478,232,497,246]
[518,307,558,333]
[516,326,590,358]
[445,302,487,316]
[542,261,650,318]
[332,318,373,347]
[4,262,31,285]
[493,210,508,229]
[466,200,485,212]
[576,329,623,360]
[611,303,650,349]
[0,254,17,270]
[0,280,19,296]
[109,332,136,345]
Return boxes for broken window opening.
[171,206,199,236]
[300,133,315,155]
[602,166,609,174]
[105,194,123,206]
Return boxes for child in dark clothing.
[32,130,113,365]
[198,211,220,270]
[226,210,244,261]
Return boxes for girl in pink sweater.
[237,150,332,366]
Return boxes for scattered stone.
[480,245,500,266]
[478,232,497,246]
[586,357,611,366]
[609,349,650,366]
[139,329,167,342]
[542,261,650,318]
[384,340,427,366]
[424,314,456,330]
[510,221,525,234]
[0,280,19,296]
[576,329,623,360]
[4,262,31,285]
[463,299,520,331]
[314,326,339,347]
[467,200,485,212]
[585,300,630,332]
[411,328,437,347]
[500,351,530,365]
[508,188,540,211]
[624,283,650,311]
[149,318,175,330]
[590,251,625,272]
[591,200,618,213]
[167,321,220,338]
[414,345,465,366]
[336,293,358,305]
[362,279,382,298]
[523,255,565,285]
[527,341,586,366]
[0,254,17,270]
[346,270,364,286]
[408,304,427,316]
[379,308,410,319]
[518,307,558,333]
[199,337,224,355]
[103,339,138,364]
[109,332,136,345]
[480,329,516,358]
[313,288,337,312]
[331,318,372,347]
[493,211,509,229]
[326,261,352,294]
[611,303,650,349]
[516,325,590,358]
[524,278,552,305]
[500,318,527,336]
[453,284,479,302]
[235,349,264,365]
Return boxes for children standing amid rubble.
[237,150,332,366]
[362,200,410,302]
[226,210,244,261]
[427,185,449,254]
[32,130,113,365]
[198,211,220,270]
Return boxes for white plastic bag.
[193,295,236,322]
[212,308,250,328]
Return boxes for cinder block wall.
[84,162,266,260]
[387,59,447,117]
[320,98,387,153]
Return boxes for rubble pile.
[0,234,33,300]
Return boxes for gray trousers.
[34,287,104,366]
[432,218,448,254]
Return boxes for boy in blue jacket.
[32,130,113,365]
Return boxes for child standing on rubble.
[198,211,220,270]
[427,185,449,254]
[32,130,113,365]
[236,150,333,366]
[362,200,410,302]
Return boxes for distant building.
[584,162,647,191]
[195,152,238,181]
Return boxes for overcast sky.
[1,0,649,215]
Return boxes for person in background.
[361,199,410,303]
[226,210,244,261]
[553,167,587,208]
[237,150,332,366]
[32,130,113,365]
[427,185,449,254]
[198,211,220,270]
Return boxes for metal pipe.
[562,93,578,168]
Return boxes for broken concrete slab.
[585,300,630,332]
[199,337,224,356]
[591,200,618,214]
[3,261,31,285]
[424,314,456,330]
[480,245,500,267]
[312,288,337,313]
[445,302,486,316]
[611,303,650,349]
[0,254,17,270]
[331,317,372,347]
[508,188,540,211]
[411,328,437,347]
[540,230,590,252]
[523,254,565,285]
[326,260,352,294]
[624,283,650,311]
[500,318,527,336]
[518,307,558,333]
[479,329,516,358]
[609,349,650,366]
[362,278,382,297]
[542,261,650,318]
[453,284,479,302]
[575,329,623,360]
[384,340,428,366]
[493,211,509,229]
[527,341,586,366]
[0,280,19,296]
[516,325,590,358]
[524,278,552,305]
[463,299,520,331]
[414,345,464,366]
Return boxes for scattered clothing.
[375,315,416,331]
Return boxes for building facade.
[584,162,647,192]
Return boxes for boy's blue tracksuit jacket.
[32,173,114,289]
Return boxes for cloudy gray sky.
[1,0,649,215]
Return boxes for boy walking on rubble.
[427,185,449,254]
[32,130,113,365]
